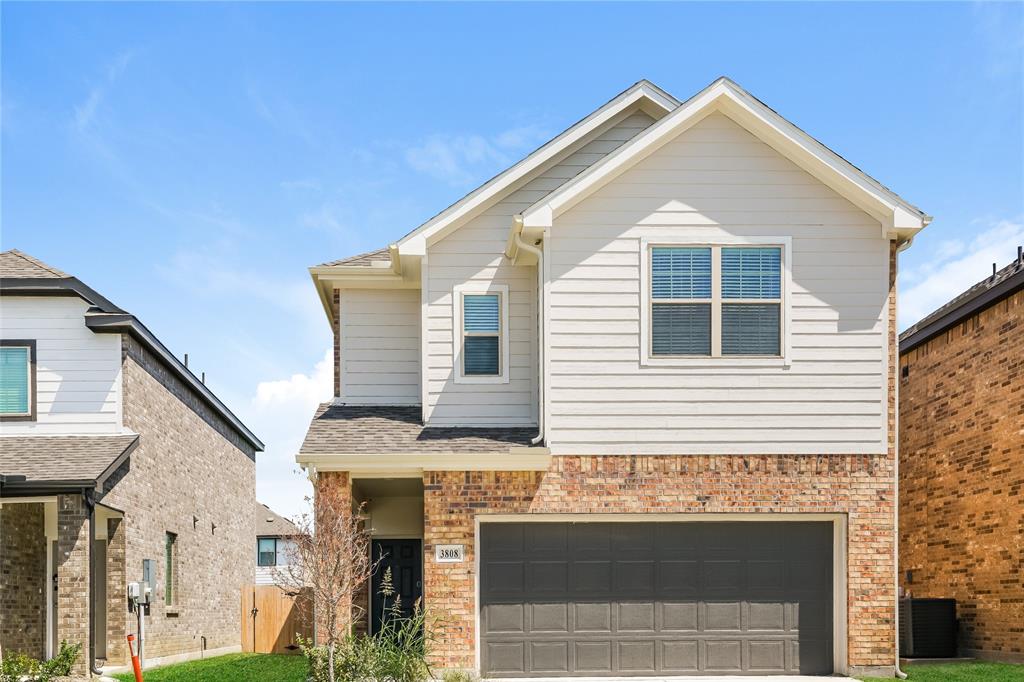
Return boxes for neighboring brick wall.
[0,502,47,659]
[899,286,1024,662]
[421,456,896,673]
[97,334,257,664]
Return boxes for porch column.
[0,502,47,660]
[105,517,127,665]
[313,471,354,643]
[56,494,90,676]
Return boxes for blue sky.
[3,2,1022,518]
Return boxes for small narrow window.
[721,247,782,355]
[0,341,35,419]
[462,294,501,376]
[165,532,177,606]
[258,538,277,567]
[651,247,712,355]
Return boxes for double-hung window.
[647,243,784,359]
[0,340,35,420]
[454,284,509,383]
[257,538,277,567]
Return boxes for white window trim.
[639,235,792,368]
[453,283,510,384]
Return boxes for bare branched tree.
[278,488,377,681]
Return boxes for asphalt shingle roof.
[900,255,1024,349]
[319,247,391,268]
[256,501,299,537]
[300,404,536,454]
[0,435,139,484]
[0,249,69,278]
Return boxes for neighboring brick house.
[0,250,263,676]
[298,78,931,678]
[255,501,299,586]
[898,251,1024,663]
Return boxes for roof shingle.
[318,247,391,268]
[300,404,536,454]
[0,249,69,278]
[256,501,299,537]
[0,435,139,485]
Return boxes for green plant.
[0,640,81,682]
[441,670,477,682]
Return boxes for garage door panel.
[480,522,833,677]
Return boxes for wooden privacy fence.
[241,584,312,654]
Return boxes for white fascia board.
[395,82,678,257]
[522,78,929,237]
[296,449,552,473]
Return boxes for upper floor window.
[0,340,36,420]
[454,284,509,384]
[258,537,277,567]
[646,243,785,361]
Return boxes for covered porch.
[0,434,137,674]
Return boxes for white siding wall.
[0,296,122,434]
[425,109,658,426]
[340,288,420,405]
[547,112,890,455]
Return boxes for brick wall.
[97,334,257,664]
[899,287,1023,662]
[333,289,341,398]
[0,502,47,659]
[421,456,896,674]
[56,494,90,676]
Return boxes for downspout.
[84,488,104,677]
[511,216,545,446]
[893,236,914,680]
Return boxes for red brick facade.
[420,456,896,674]
[899,287,1023,662]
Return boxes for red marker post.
[126,634,144,682]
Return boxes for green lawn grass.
[112,653,307,682]
[860,662,1024,681]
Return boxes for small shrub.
[0,641,81,682]
[441,670,477,682]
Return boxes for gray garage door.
[480,522,832,677]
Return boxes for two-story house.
[0,250,264,676]
[297,78,930,678]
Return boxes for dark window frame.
[0,339,37,422]
[257,537,277,567]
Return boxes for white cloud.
[900,218,1024,330]
[248,348,334,521]
[405,124,550,185]
[73,50,133,132]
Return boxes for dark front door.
[371,539,422,634]
[480,522,833,677]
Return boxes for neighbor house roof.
[519,77,929,240]
[0,435,139,492]
[256,501,299,537]
[900,252,1024,354]
[0,249,264,452]
[0,249,70,278]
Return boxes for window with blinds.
[463,294,501,376]
[0,343,33,417]
[650,245,782,357]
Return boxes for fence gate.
[241,584,312,654]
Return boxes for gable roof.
[256,501,299,537]
[0,249,70,278]
[520,77,929,239]
[900,251,1024,354]
[1,249,264,453]
[318,247,392,268]
[393,80,679,256]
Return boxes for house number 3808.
[435,545,464,562]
